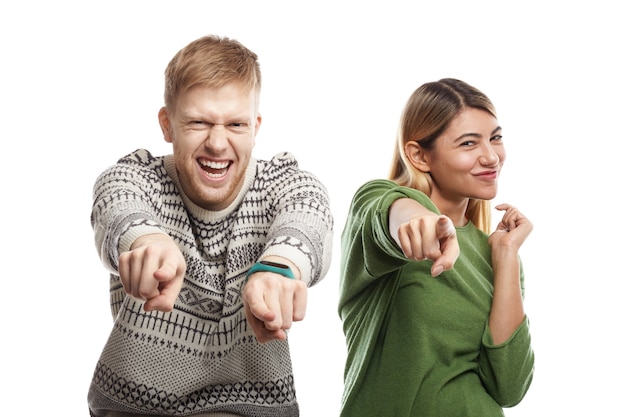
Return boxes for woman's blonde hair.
[389,78,497,233]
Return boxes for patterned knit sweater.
[87,149,334,417]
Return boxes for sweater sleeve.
[339,179,439,308]
[478,314,535,407]
[259,152,334,286]
[91,149,169,273]
[478,253,534,407]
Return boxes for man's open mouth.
[199,159,230,178]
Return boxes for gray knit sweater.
[88,149,334,417]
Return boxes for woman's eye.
[491,135,503,142]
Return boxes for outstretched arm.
[243,256,307,343]
[389,198,459,277]
[118,233,187,312]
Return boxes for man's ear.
[404,141,430,173]
[158,107,173,143]
[254,113,262,136]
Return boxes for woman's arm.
[488,204,533,344]
[389,198,459,277]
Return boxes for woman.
[338,78,534,416]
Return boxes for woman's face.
[425,107,506,207]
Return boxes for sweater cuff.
[119,225,168,253]
[263,244,314,285]
[482,315,531,348]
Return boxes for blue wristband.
[246,260,295,281]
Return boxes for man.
[88,35,333,417]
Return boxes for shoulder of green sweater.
[356,178,395,192]
[349,179,396,202]
[353,179,439,215]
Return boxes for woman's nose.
[479,145,500,167]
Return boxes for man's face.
[159,82,261,211]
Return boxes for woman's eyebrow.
[454,126,502,142]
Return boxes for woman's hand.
[489,204,533,254]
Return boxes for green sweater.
[338,180,534,417]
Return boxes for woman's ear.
[404,141,431,173]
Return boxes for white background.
[2,1,624,415]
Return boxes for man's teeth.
[200,160,229,169]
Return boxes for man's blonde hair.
[163,35,261,111]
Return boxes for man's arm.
[118,233,187,312]
[243,256,306,343]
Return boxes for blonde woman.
[339,79,534,416]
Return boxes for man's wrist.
[246,260,295,281]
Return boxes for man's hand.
[118,233,186,312]
[243,264,307,343]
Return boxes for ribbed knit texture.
[338,179,534,417]
[88,149,333,417]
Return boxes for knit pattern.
[88,149,333,417]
